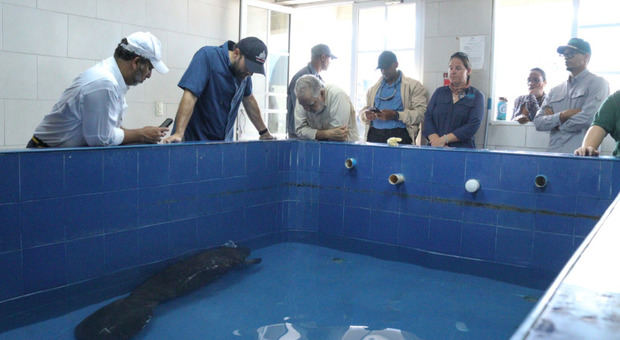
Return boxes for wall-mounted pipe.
[465,179,480,193]
[344,158,357,169]
[389,173,405,185]
[535,175,548,189]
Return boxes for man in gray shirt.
[294,75,358,142]
[286,44,336,139]
[534,38,609,153]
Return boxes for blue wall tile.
[369,210,399,244]
[463,205,497,225]
[372,147,401,177]
[499,155,538,193]
[277,142,294,171]
[371,177,403,213]
[23,243,66,293]
[398,214,429,249]
[537,157,578,196]
[461,223,495,260]
[168,183,199,220]
[103,148,138,191]
[319,175,344,206]
[64,194,104,240]
[343,206,370,240]
[399,182,431,217]
[532,232,573,272]
[344,178,373,209]
[497,210,534,230]
[105,230,139,272]
[64,151,103,195]
[575,196,612,217]
[430,199,463,221]
[574,217,597,237]
[300,202,319,231]
[496,227,532,266]
[247,142,269,175]
[223,143,247,177]
[21,198,65,248]
[138,224,170,264]
[169,145,197,184]
[196,210,241,248]
[318,203,343,235]
[599,161,613,199]
[401,148,433,183]
[575,159,603,197]
[612,161,620,198]
[432,150,466,186]
[0,251,22,301]
[428,218,462,255]
[168,219,198,257]
[20,151,64,201]
[536,194,576,215]
[66,236,104,282]
[138,146,170,187]
[534,213,574,235]
[138,186,171,226]
[219,177,248,211]
[465,152,502,190]
[298,141,319,171]
[0,154,19,203]
[102,190,138,233]
[246,203,278,236]
[319,143,346,174]
[195,180,223,216]
[0,204,20,253]
[197,144,223,180]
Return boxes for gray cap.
[311,44,337,59]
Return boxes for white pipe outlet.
[465,179,480,193]
[389,173,405,185]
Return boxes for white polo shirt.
[34,57,128,147]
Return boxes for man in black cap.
[164,37,274,143]
[359,51,427,145]
[286,44,336,138]
[534,37,609,153]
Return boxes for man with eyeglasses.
[286,44,336,139]
[28,32,170,148]
[533,38,609,153]
[294,75,358,142]
[360,51,427,145]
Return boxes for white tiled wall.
[0,0,240,148]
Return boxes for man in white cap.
[28,32,169,148]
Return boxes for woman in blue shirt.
[422,52,484,148]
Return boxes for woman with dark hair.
[511,67,547,124]
[422,52,484,148]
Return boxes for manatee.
[74,243,261,340]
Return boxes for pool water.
[0,243,542,340]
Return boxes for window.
[239,1,292,140]
[493,0,619,121]
[352,1,421,111]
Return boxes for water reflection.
[254,323,422,340]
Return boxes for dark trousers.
[367,126,412,144]
[26,136,50,148]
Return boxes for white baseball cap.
[122,32,169,74]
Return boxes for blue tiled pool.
[0,141,618,338]
[1,242,543,340]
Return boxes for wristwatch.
[259,128,269,136]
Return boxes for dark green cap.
[557,37,591,55]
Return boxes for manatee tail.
[74,296,157,340]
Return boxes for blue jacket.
[423,86,484,148]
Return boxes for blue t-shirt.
[372,73,406,130]
[177,41,253,141]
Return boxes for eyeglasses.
[527,78,542,83]
[561,51,579,59]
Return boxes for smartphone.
[370,107,381,113]
[159,118,173,128]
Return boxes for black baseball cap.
[377,51,397,69]
[557,37,591,55]
[237,37,268,75]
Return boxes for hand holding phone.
[159,118,173,128]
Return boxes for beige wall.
[0,0,239,148]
